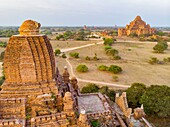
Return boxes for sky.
[0,0,169,27]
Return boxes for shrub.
[85,56,91,61]
[104,45,112,51]
[62,53,67,58]
[159,41,168,50]
[163,57,170,63]
[148,57,159,64]
[156,31,165,36]
[153,42,168,53]
[69,52,79,58]
[103,38,114,46]
[54,49,61,56]
[99,86,109,94]
[106,49,118,56]
[93,53,99,61]
[56,34,63,40]
[98,65,108,71]
[81,83,99,93]
[76,64,88,72]
[112,55,121,60]
[107,65,122,74]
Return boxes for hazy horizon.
[0,0,169,27]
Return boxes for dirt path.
[63,40,130,88]
[66,56,129,88]
[60,41,103,52]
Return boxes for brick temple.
[118,16,156,36]
[0,20,152,127]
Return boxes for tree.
[153,41,168,53]
[156,31,165,36]
[103,38,114,46]
[76,64,88,72]
[104,45,112,51]
[98,65,108,71]
[107,65,122,74]
[81,83,99,93]
[148,57,159,64]
[99,86,115,101]
[93,53,99,61]
[106,49,118,56]
[69,52,79,58]
[99,86,109,95]
[126,83,146,108]
[54,49,61,56]
[140,85,170,117]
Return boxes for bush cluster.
[103,38,115,46]
[104,46,121,60]
[148,57,170,65]
[153,41,168,53]
[54,49,61,56]
[76,64,88,72]
[69,52,79,58]
[85,53,99,61]
[98,65,122,74]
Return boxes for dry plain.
[57,39,170,87]
[1,37,170,88]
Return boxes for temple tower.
[0,20,58,98]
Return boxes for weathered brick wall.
[30,113,69,127]
[0,119,25,127]
[0,98,26,119]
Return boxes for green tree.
[104,45,112,51]
[148,57,159,64]
[98,65,108,71]
[107,65,122,74]
[140,85,170,117]
[153,42,168,53]
[56,34,63,40]
[69,52,79,58]
[106,49,118,56]
[54,49,61,56]
[81,83,99,93]
[126,83,146,108]
[103,38,114,46]
[76,64,88,72]
[99,86,109,95]
[99,86,115,101]
[156,31,165,36]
